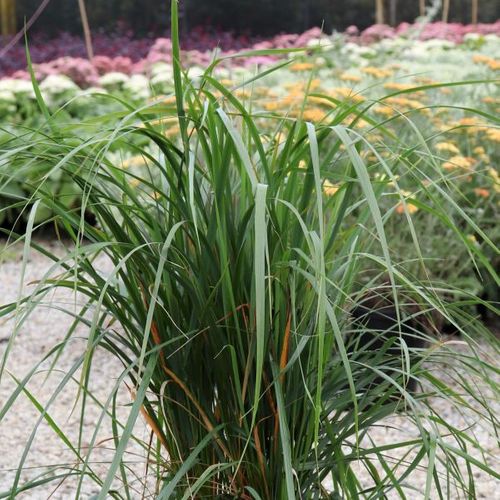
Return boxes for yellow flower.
[385,97,424,109]
[165,125,180,138]
[290,62,315,72]
[373,105,394,116]
[414,77,436,85]
[457,117,486,134]
[308,95,335,107]
[383,82,422,94]
[442,156,475,171]
[309,79,322,91]
[121,155,148,169]
[352,118,370,129]
[487,167,499,182]
[340,73,362,83]
[302,107,327,122]
[323,180,340,196]
[328,87,365,102]
[385,174,401,187]
[254,86,271,96]
[394,190,418,214]
[466,234,479,246]
[487,168,500,192]
[435,142,460,154]
[273,132,287,144]
[485,128,500,143]
[473,54,493,64]
[366,133,383,143]
[396,203,418,215]
[263,100,286,111]
[129,178,141,187]
[147,95,176,105]
[487,60,500,71]
[234,89,251,99]
[472,146,489,162]
[361,67,392,78]
[482,96,499,105]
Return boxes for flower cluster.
[1,21,499,83]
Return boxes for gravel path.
[0,239,498,499]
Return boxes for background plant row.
[12,0,500,36]
[1,21,500,78]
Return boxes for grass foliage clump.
[0,2,499,497]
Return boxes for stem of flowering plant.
[442,0,450,22]
[78,0,94,60]
[419,0,426,17]
[471,0,478,25]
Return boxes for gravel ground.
[0,239,498,499]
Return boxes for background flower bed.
[1,24,499,314]
[1,21,499,79]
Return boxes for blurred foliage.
[15,0,500,36]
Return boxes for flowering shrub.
[1,22,499,81]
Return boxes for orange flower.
[328,87,365,102]
[395,190,418,214]
[485,129,500,143]
[263,100,286,111]
[474,188,490,198]
[302,107,327,122]
[290,62,315,72]
[442,156,475,171]
[435,142,460,154]
[234,89,251,99]
[361,67,393,78]
[482,96,499,105]
[396,202,418,215]
[165,125,181,138]
[121,155,148,169]
[383,82,423,94]
[487,60,500,71]
[473,54,492,64]
[340,73,362,83]
[373,105,395,117]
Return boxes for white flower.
[0,78,35,96]
[214,67,230,79]
[188,66,205,79]
[98,72,130,88]
[306,37,334,51]
[0,89,16,103]
[150,62,173,78]
[40,74,80,94]
[483,34,499,43]
[150,63,173,86]
[123,74,151,99]
[463,33,481,42]
[78,86,107,96]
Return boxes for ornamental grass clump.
[1,2,499,497]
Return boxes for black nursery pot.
[347,297,428,398]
